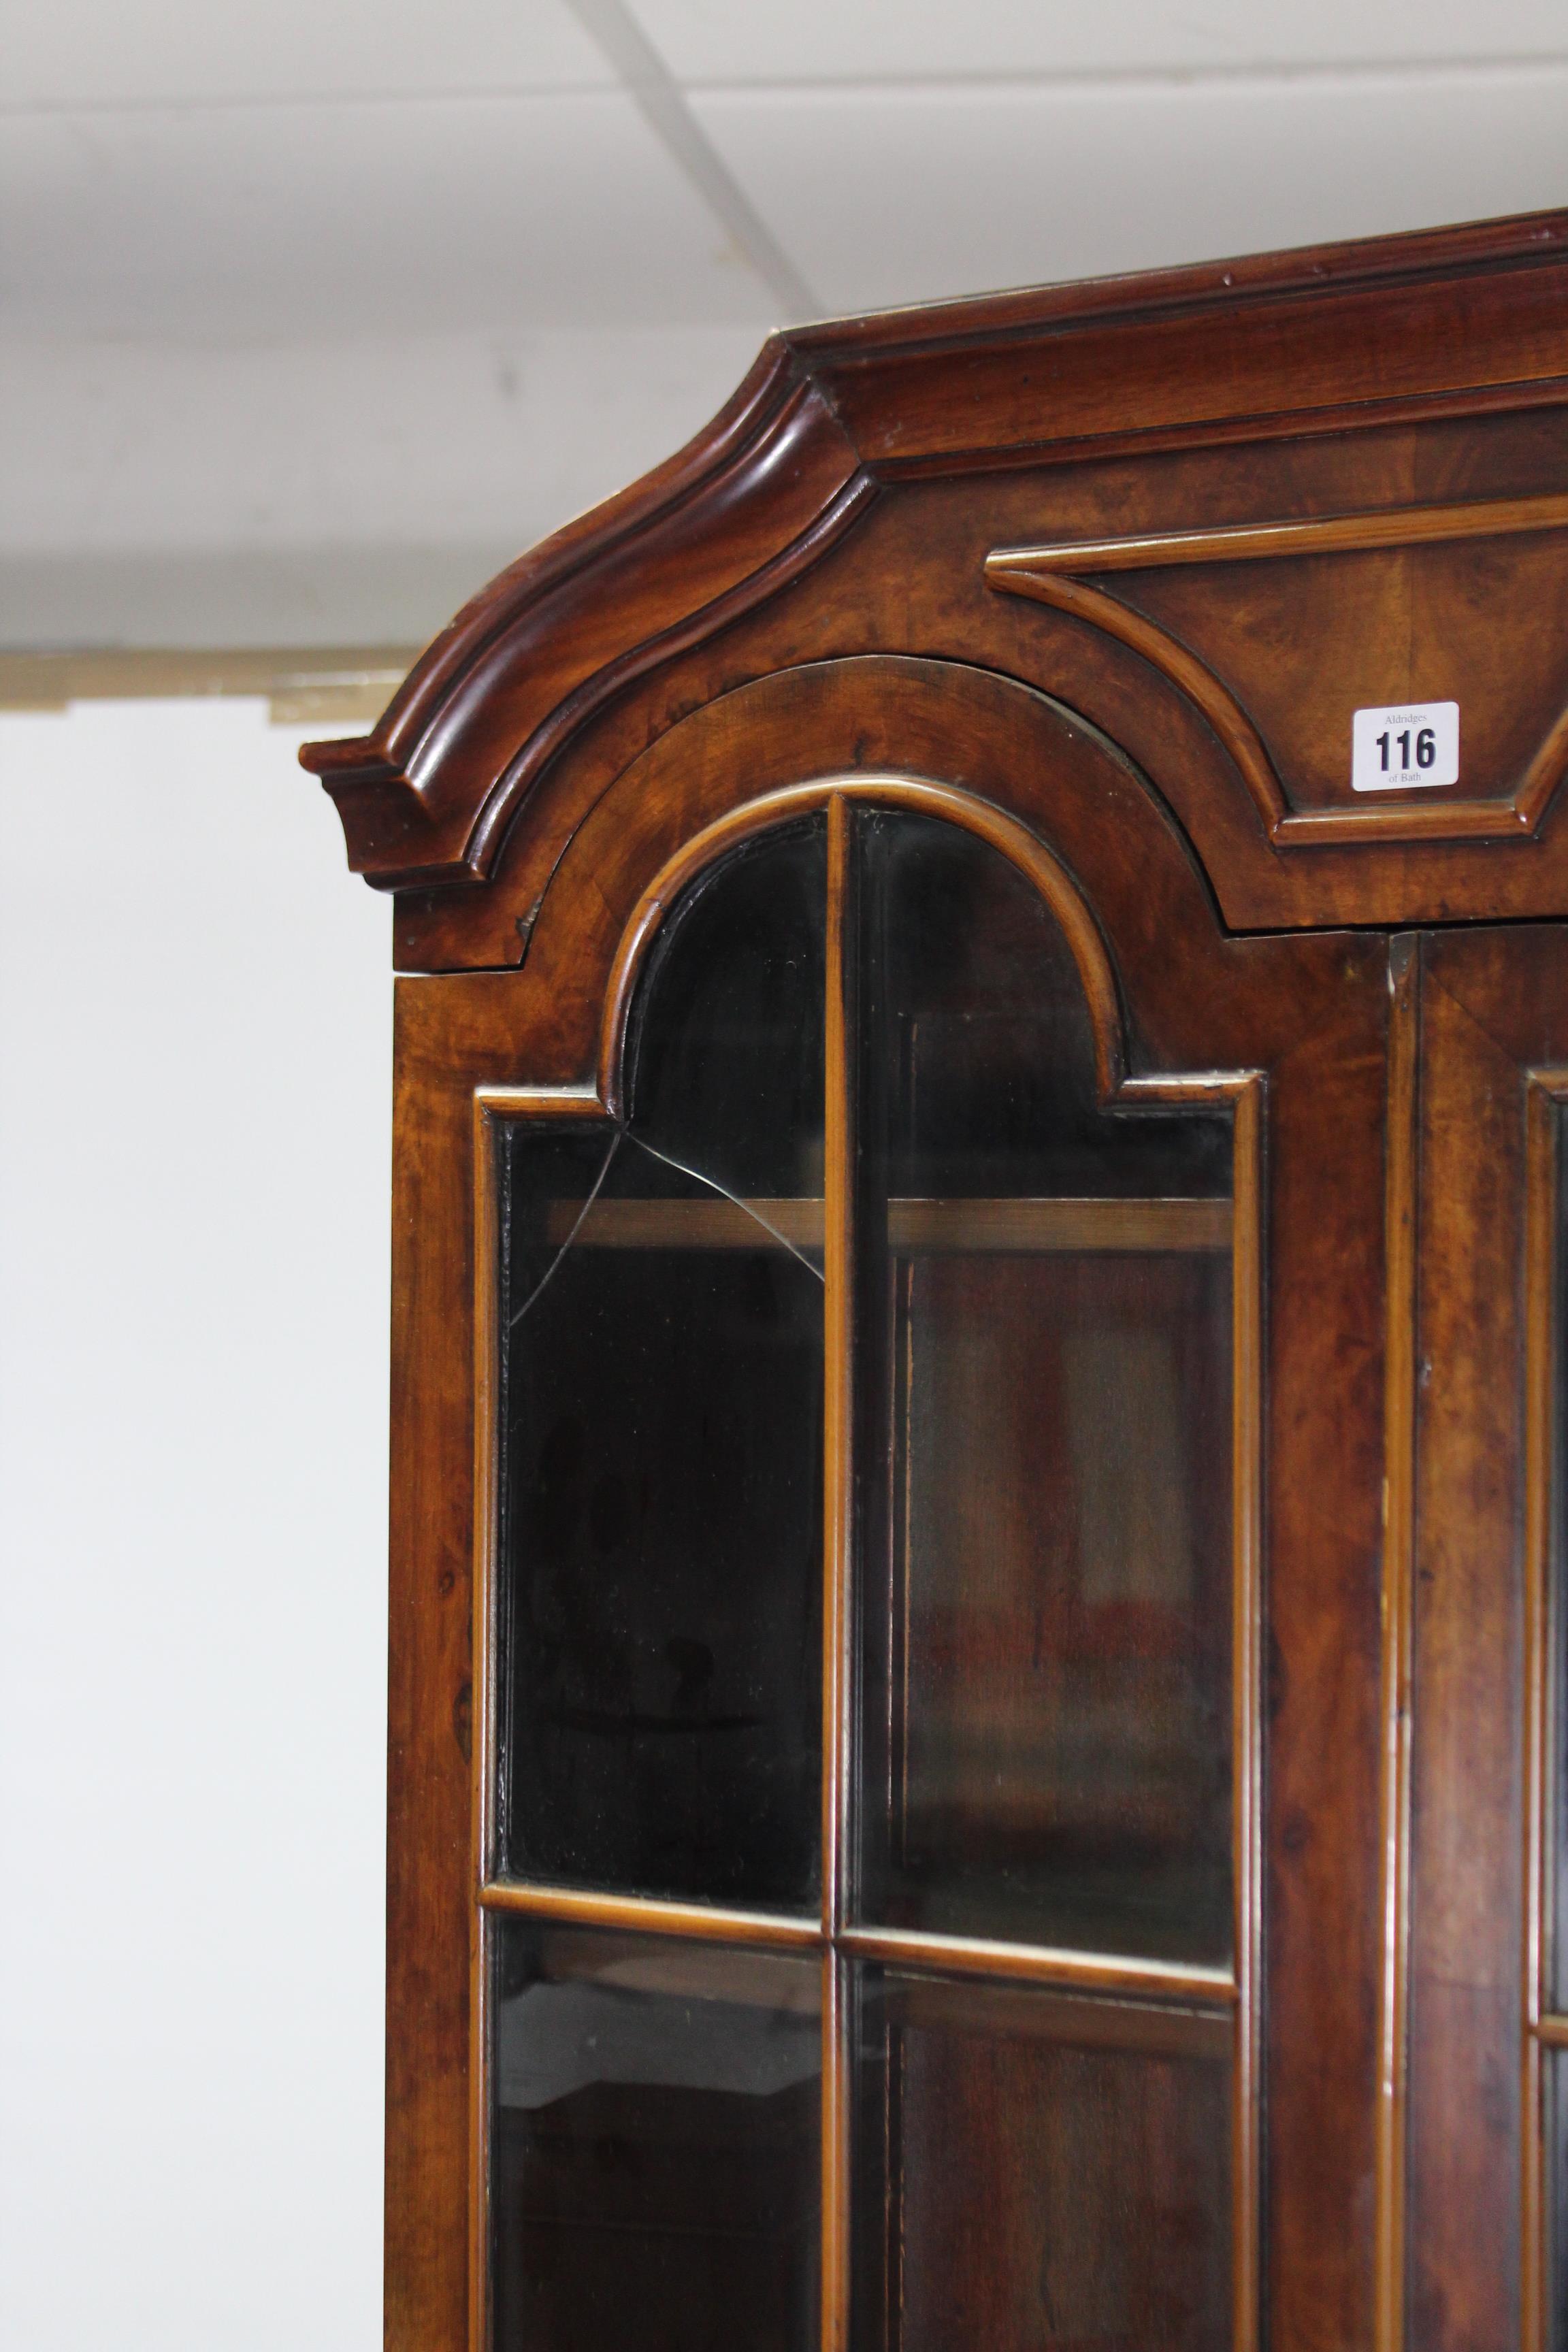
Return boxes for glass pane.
[492,1921,821,2352]
[852,1965,1232,2352]
[625,817,827,1205]
[852,813,1235,1962]
[497,823,825,1912]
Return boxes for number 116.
[1377,727,1437,772]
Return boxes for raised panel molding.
[987,491,1568,848]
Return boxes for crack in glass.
[506,1128,621,1330]
[617,1123,825,1284]
[506,1122,825,1336]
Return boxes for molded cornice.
[302,206,1568,894]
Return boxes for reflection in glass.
[497,823,826,1912]
[492,1922,821,2352]
[853,814,1235,1961]
[489,803,1244,2345]
[625,817,827,1207]
[852,1965,1232,2352]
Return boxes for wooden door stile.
[1521,1069,1568,2352]
[1232,1074,1266,2352]
[465,1081,620,2352]
[1376,938,1420,2352]
[822,794,855,2352]
[1408,929,1568,2351]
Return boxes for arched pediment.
[299,207,1568,953]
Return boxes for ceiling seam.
[9,52,1568,120]
[559,0,820,323]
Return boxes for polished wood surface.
[985,523,1568,850]
[377,673,1390,2347]
[293,210,1568,2352]
[1375,939,1419,2352]
[1409,944,1527,2352]
[1407,930,1568,2352]
[387,979,521,2352]
[821,796,853,2352]
[302,207,1568,941]
[538,1194,1231,1252]
[795,213,1568,467]
[302,372,870,887]
[836,1923,1234,2005]
[476,1879,821,1947]
[1229,1078,1264,2352]
[1520,1071,1568,2352]
[981,560,1296,848]
[986,487,1568,574]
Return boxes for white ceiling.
[1,95,772,340]
[696,65,1568,314]
[3,0,1565,648]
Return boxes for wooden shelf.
[889,1196,1232,1253]
[542,1196,1232,1253]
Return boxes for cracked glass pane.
[496,821,826,1912]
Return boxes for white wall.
[0,700,389,2351]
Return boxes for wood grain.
[808,229,1568,471]
[1231,1078,1265,2352]
[1405,932,1568,2352]
[285,197,1568,2352]
[304,210,1568,937]
[1375,937,1419,2352]
[387,980,532,2352]
[384,690,1390,2351]
[1259,970,1390,2352]
[983,563,1290,839]
[302,376,872,885]
[331,207,1561,2333]
[476,1880,820,1946]
[466,1096,500,2352]
[986,487,1568,575]
[821,797,855,2352]
[540,1194,1232,1252]
[1521,1073,1568,2352]
[989,514,1568,851]
[838,1923,1235,2006]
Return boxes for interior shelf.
[542,1195,1232,1254]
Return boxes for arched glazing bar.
[474,787,1261,2352]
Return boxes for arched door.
[382,666,1396,2352]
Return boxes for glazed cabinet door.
[385,691,1401,2352]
